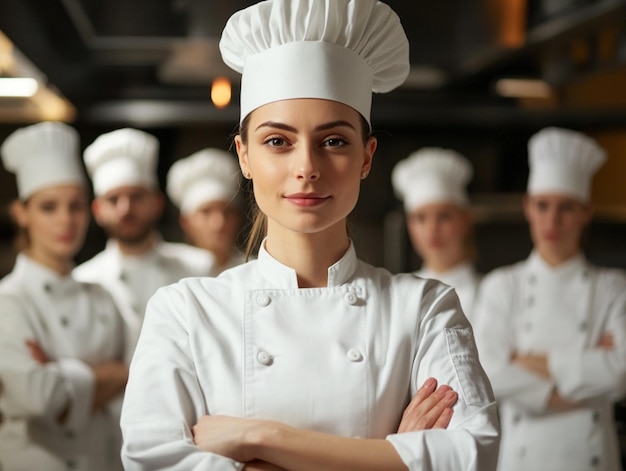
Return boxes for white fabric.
[83,128,159,196]
[73,238,215,355]
[527,127,606,202]
[0,254,125,471]
[219,0,410,123]
[416,261,481,322]
[473,251,626,471]
[167,148,240,215]
[120,243,499,470]
[392,148,472,212]
[0,122,85,200]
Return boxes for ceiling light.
[495,78,552,98]
[211,76,231,108]
[0,77,39,97]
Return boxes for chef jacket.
[0,254,126,471]
[473,251,626,471]
[120,242,500,470]
[416,261,481,323]
[73,236,215,357]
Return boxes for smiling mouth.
[285,194,331,207]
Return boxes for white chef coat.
[0,254,126,471]
[473,251,626,471]
[416,261,481,323]
[120,242,500,471]
[73,236,215,356]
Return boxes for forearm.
[91,361,129,411]
[251,423,407,471]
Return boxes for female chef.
[0,122,128,471]
[473,127,626,471]
[166,148,245,275]
[392,148,480,320]
[120,1,500,470]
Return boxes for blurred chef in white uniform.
[473,127,626,471]
[392,148,480,320]
[0,122,127,471]
[166,148,245,276]
[120,1,499,470]
[73,128,214,353]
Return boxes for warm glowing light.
[0,31,14,71]
[0,77,39,97]
[32,87,76,121]
[211,76,231,108]
[495,78,552,98]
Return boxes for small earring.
[243,171,251,179]
[361,171,368,179]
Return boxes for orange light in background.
[0,31,14,71]
[495,78,552,98]
[211,76,231,108]
[488,0,527,48]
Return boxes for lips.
[284,192,331,207]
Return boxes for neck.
[116,233,157,256]
[424,253,467,274]
[25,248,73,276]
[537,247,580,268]
[264,222,350,288]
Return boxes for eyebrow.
[254,120,357,132]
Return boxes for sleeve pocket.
[445,327,494,406]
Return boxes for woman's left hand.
[192,414,267,462]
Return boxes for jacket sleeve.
[548,271,626,402]
[120,285,245,471]
[472,271,555,413]
[0,294,95,430]
[386,279,500,471]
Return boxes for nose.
[293,145,320,181]
[116,195,132,215]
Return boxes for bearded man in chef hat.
[166,147,245,275]
[473,127,626,471]
[74,128,215,353]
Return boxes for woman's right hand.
[397,377,457,433]
[243,461,286,471]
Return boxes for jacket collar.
[527,249,587,279]
[417,261,476,286]
[14,253,81,296]
[257,239,358,289]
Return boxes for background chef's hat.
[219,0,410,125]
[1,121,85,200]
[392,147,473,212]
[527,127,606,202]
[84,128,159,196]
[167,148,240,215]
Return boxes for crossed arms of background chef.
[474,272,626,413]
[0,295,128,430]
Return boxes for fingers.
[397,379,458,433]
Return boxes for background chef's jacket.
[473,251,626,471]
[74,237,215,357]
[0,254,126,471]
[121,243,500,471]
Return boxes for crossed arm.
[192,378,459,471]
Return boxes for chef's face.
[524,193,592,262]
[180,200,240,257]
[93,185,164,244]
[235,98,375,239]
[406,202,472,270]
[15,184,90,260]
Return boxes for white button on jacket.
[121,242,499,470]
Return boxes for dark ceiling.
[1,0,626,128]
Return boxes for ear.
[235,135,250,178]
[152,191,166,217]
[361,136,377,176]
[581,202,594,226]
[9,199,27,228]
[179,213,190,234]
[91,198,104,225]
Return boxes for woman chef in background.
[473,127,626,471]
[0,122,128,471]
[166,148,245,275]
[120,1,500,470]
[392,148,480,320]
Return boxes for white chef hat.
[527,127,606,202]
[83,128,159,197]
[219,0,410,125]
[392,147,473,212]
[167,148,240,215]
[1,121,85,200]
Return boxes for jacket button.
[513,414,521,424]
[579,321,588,332]
[592,410,600,423]
[60,317,69,327]
[65,429,75,439]
[256,350,272,366]
[590,456,600,466]
[347,349,363,362]
[344,292,358,305]
[256,294,271,307]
